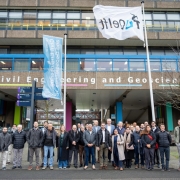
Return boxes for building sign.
[0,72,178,90]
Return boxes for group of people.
[1,118,180,172]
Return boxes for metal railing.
[0,22,179,32]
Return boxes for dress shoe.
[28,166,33,170]
[99,166,103,170]
[104,166,108,170]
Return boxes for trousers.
[0,151,8,168]
[29,147,40,166]
[13,148,23,167]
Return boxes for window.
[165,49,176,55]
[167,13,180,20]
[0,11,8,18]
[146,60,161,71]
[67,49,80,54]
[151,49,164,55]
[82,12,94,19]
[153,13,166,20]
[67,12,80,19]
[0,49,7,54]
[67,59,79,71]
[162,60,177,71]
[24,11,36,19]
[10,49,24,54]
[38,11,51,19]
[137,49,146,55]
[97,59,112,71]
[24,49,39,54]
[95,49,109,54]
[80,59,95,71]
[9,11,22,19]
[81,49,94,54]
[52,12,66,19]
[113,59,128,71]
[14,59,29,71]
[145,13,152,20]
[124,48,137,55]
[130,60,145,71]
[0,59,12,70]
[109,48,123,55]
[31,59,43,70]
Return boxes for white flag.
[93,5,144,41]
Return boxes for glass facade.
[0,10,179,31]
[0,54,179,72]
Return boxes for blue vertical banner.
[42,35,63,100]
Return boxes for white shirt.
[152,127,156,132]
[102,129,105,142]
[107,125,111,135]
[95,126,98,133]
[89,131,92,135]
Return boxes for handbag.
[126,143,134,150]
[147,134,158,149]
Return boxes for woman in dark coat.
[124,127,134,168]
[141,125,156,170]
[56,125,69,169]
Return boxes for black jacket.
[56,132,69,161]
[79,131,85,146]
[156,131,172,147]
[141,132,156,148]
[12,130,26,149]
[129,131,141,147]
[96,129,112,148]
[0,132,12,152]
[27,128,43,148]
[68,130,80,150]
[152,127,160,134]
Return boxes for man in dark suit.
[93,120,101,163]
[151,121,161,168]
[105,119,115,162]
[93,120,101,134]
[96,122,112,169]
[68,125,80,168]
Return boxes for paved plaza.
[1,145,180,180]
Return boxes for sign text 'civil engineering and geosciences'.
[0,72,179,89]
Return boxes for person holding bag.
[124,127,134,168]
[141,125,156,170]
[111,129,125,171]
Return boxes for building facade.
[0,0,179,130]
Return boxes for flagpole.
[141,1,156,122]
[63,33,67,127]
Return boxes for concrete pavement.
[1,144,180,180]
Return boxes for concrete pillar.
[14,104,21,125]
[116,102,123,124]
[66,101,72,131]
[166,102,173,131]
